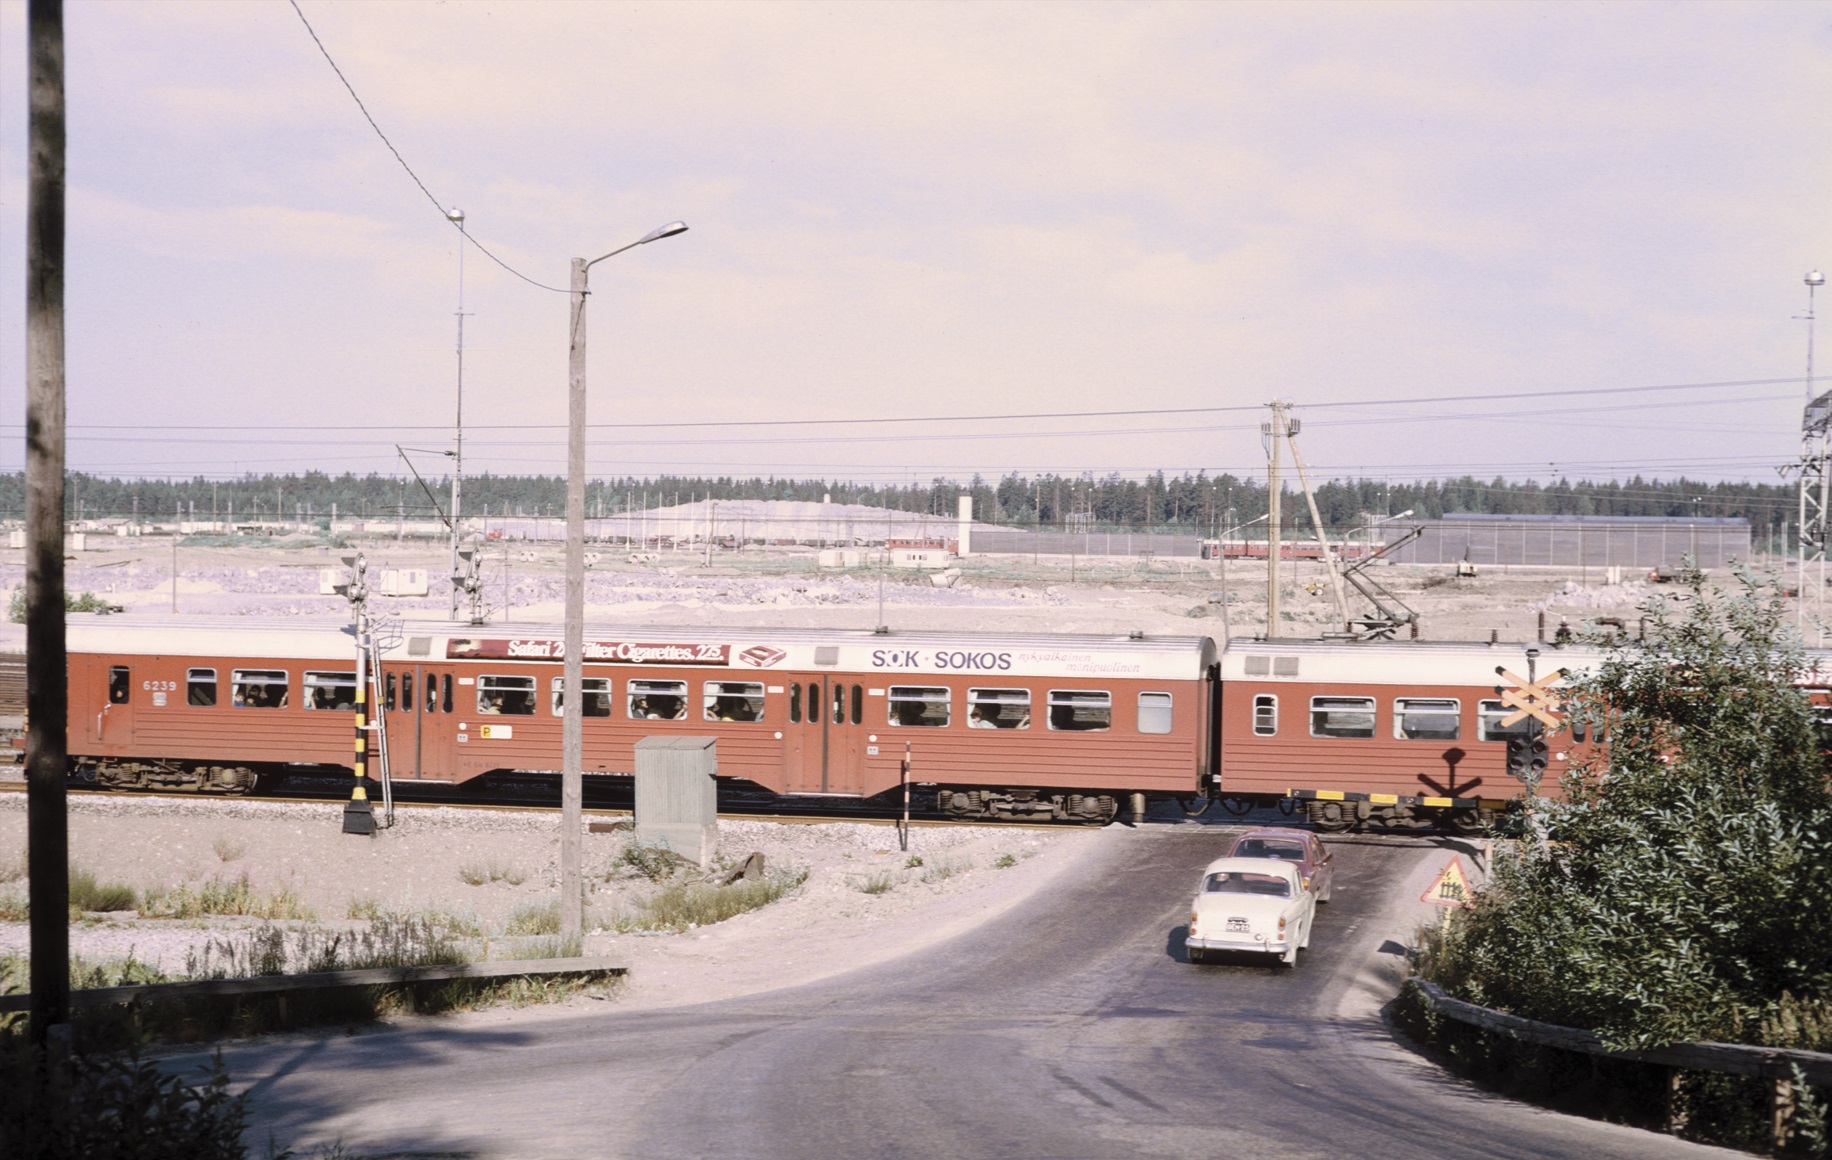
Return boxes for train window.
[304,671,358,711]
[402,672,414,711]
[968,688,1031,729]
[1477,700,1533,741]
[833,683,847,724]
[1310,696,1376,739]
[629,679,688,721]
[384,673,396,712]
[550,677,613,717]
[442,675,453,714]
[851,684,863,725]
[232,669,289,709]
[1252,694,1278,736]
[789,682,802,724]
[426,674,438,714]
[703,681,765,723]
[1137,692,1173,734]
[1047,690,1111,732]
[478,674,537,716]
[1395,697,1460,741]
[108,666,130,705]
[807,681,822,724]
[187,668,217,707]
[888,686,950,727]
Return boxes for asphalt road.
[213,825,1733,1159]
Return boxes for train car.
[1215,637,1601,831]
[62,615,1217,822]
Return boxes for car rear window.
[1202,872,1292,898]
[1232,838,1307,861]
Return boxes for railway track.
[0,777,1064,831]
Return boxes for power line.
[287,0,565,294]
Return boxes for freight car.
[35,614,1604,828]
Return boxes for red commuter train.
[48,614,1593,829]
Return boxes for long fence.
[1386,518,1751,569]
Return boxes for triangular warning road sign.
[1422,856,1473,908]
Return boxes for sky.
[1,0,1829,490]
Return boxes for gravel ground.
[0,791,1071,982]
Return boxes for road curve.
[217,826,1734,1159]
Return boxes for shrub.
[993,853,1017,869]
[921,858,970,884]
[0,1041,247,1160]
[612,871,808,933]
[7,588,113,623]
[141,873,314,922]
[854,872,895,895]
[458,860,526,887]
[1424,563,1832,1057]
[504,902,561,937]
[617,841,686,883]
[211,836,246,863]
[68,867,137,913]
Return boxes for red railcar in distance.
[63,616,1216,823]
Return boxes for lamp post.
[562,221,687,943]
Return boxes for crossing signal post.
[1495,648,1566,798]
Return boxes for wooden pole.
[561,256,588,945]
[26,0,70,1050]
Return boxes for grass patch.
[854,872,896,895]
[458,859,527,886]
[904,855,924,869]
[0,857,23,884]
[921,858,971,884]
[611,870,808,933]
[504,901,562,936]
[994,853,1018,869]
[141,872,315,921]
[0,889,27,922]
[69,866,138,913]
[211,835,246,862]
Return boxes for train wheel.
[1178,795,1214,818]
[1219,796,1255,817]
[1306,800,1353,833]
[1442,809,1485,836]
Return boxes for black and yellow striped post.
[343,646,376,836]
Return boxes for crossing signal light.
[1506,734,1550,782]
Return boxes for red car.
[1223,827,1334,903]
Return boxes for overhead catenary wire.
[287,0,566,295]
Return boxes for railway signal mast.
[1788,270,1826,638]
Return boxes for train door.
[385,665,460,780]
[87,658,135,748]
[823,678,868,795]
[782,676,867,795]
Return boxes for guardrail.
[0,956,628,1014]
[1407,978,1832,1150]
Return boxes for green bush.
[1426,565,1832,1053]
[7,588,113,624]
[0,1042,248,1160]
[68,867,138,914]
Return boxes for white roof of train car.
[62,615,1218,682]
[1217,636,1605,688]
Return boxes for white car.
[1185,856,1315,967]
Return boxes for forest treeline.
[0,470,1796,534]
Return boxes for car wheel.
[1319,880,1332,904]
[1188,946,1206,965]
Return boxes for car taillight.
[1278,916,1287,934]
[1189,913,1199,932]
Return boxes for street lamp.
[561,221,688,943]
[448,207,468,618]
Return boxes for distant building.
[1384,513,1751,569]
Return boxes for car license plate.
[1226,917,1250,932]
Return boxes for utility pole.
[26,0,70,1053]
[1264,401,1287,636]
[449,208,469,619]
